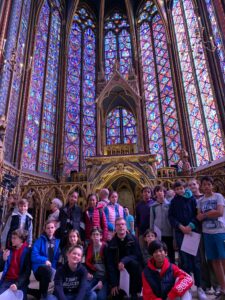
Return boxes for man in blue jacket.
[31,220,60,299]
[107,217,142,300]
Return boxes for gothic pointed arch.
[91,162,155,192]
[104,9,134,80]
[96,70,144,154]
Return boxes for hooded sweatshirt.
[142,257,193,300]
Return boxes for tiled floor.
[27,286,216,299]
[25,271,216,299]
[191,286,216,300]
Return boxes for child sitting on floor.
[0,229,31,300]
[142,240,193,300]
[85,227,108,300]
[31,221,60,299]
[47,245,95,300]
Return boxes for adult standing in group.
[135,186,155,248]
[58,191,83,247]
[47,198,63,229]
[97,189,110,209]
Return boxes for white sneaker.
[205,288,214,295]
[197,287,208,300]
[215,287,221,296]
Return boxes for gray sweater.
[150,200,172,237]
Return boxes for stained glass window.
[64,7,96,175]
[138,1,181,167]
[22,0,61,173]
[38,9,61,174]
[205,0,225,84]
[106,107,137,145]
[172,0,225,165]
[104,12,132,80]
[0,0,31,162]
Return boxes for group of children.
[0,176,224,300]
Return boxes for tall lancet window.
[106,107,137,145]
[63,7,96,175]
[0,0,31,162]
[22,0,61,174]
[204,0,225,84]
[138,1,181,167]
[104,12,133,80]
[172,0,225,166]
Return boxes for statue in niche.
[128,63,135,80]
[113,59,120,73]
[180,149,192,175]
[0,115,7,182]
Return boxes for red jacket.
[142,258,193,300]
[85,242,107,273]
[84,207,108,241]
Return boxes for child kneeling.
[142,240,193,300]
[0,229,31,300]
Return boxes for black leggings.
[34,265,52,297]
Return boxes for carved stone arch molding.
[156,179,175,190]
[96,71,144,154]
[113,177,137,215]
[91,162,155,193]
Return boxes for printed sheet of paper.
[119,268,130,296]
[91,283,99,291]
[181,232,201,256]
[0,288,23,300]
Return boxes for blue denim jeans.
[46,295,74,300]
[87,277,108,300]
